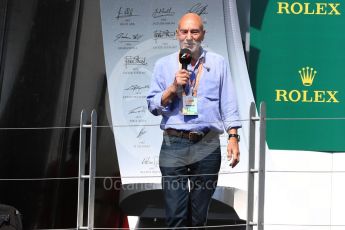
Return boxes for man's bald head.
[176,13,205,60]
[178,13,204,31]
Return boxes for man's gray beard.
[179,41,202,57]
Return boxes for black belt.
[164,129,208,142]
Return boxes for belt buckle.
[189,131,203,141]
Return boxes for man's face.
[176,16,205,56]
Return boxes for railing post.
[88,110,97,229]
[257,102,266,230]
[246,102,256,230]
[77,110,87,229]
[77,109,97,230]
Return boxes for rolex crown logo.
[299,66,317,86]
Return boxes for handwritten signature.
[141,156,159,166]
[115,7,139,19]
[154,30,176,40]
[114,32,143,42]
[124,85,150,94]
[152,7,175,18]
[128,106,146,115]
[137,127,147,138]
[188,3,208,15]
[125,56,148,67]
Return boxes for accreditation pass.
[182,95,198,115]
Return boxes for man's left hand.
[227,140,240,168]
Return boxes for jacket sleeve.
[146,60,174,116]
[220,58,242,130]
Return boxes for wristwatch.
[228,133,240,142]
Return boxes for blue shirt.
[147,49,241,134]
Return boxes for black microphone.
[179,48,192,70]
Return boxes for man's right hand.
[161,69,190,106]
[175,69,190,86]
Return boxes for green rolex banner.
[250,1,345,151]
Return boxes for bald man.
[147,13,241,228]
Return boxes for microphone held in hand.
[179,48,192,70]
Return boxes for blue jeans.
[159,133,221,228]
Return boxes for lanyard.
[180,58,204,97]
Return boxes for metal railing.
[77,110,97,230]
[246,102,266,230]
[75,102,267,230]
[2,102,345,229]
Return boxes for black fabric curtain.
[0,0,125,228]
